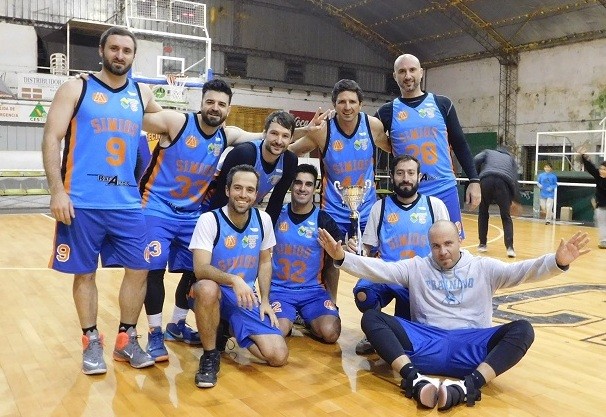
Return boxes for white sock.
[170,307,188,324]
[147,313,163,328]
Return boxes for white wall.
[420,38,606,147]
[0,23,37,88]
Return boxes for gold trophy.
[334,180,372,255]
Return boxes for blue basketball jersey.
[390,94,456,195]
[321,113,377,225]
[251,140,285,204]
[63,75,143,208]
[377,195,435,261]
[210,207,264,287]
[272,204,324,290]
[140,113,227,219]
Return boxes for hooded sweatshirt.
[339,250,565,329]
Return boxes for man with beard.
[349,155,449,354]
[375,54,481,237]
[189,164,288,388]
[42,26,162,375]
[133,79,262,361]
[203,110,298,225]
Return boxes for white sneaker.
[506,247,516,258]
[477,244,487,252]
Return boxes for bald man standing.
[375,54,481,238]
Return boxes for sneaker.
[293,313,306,327]
[437,376,481,411]
[545,220,551,225]
[146,326,169,362]
[506,247,516,258]
[355,337,375,355]
[82,330,107,375]
[165,319,201,345]
[599,241,606,249]
[400,373,440,408]
[113,328,155,369]
[195,350,220,388]
[477,244,487,252]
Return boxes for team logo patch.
[224,235,237,249]
[185,135,198,148]
[332,140,344,151]
[279,221,289,232]
[397,110,408,121]
[144,240,162,262]
[418,107,435,119]
[297,225,313,238]
[269,174,282,186]
[354,138,369,151]
[120,97,139,112]
[410,213,427,224]
[387,213,399,223]
[242,234,259,249]
[323,300,337,311]
[208,141,223,156]
[92,92,107,104]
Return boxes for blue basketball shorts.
[270,285,339,325]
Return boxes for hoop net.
[165,72,187,104]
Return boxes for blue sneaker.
[165,320,201,345]
[146,326,169,362]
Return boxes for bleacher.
[0,151,50,212]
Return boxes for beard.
[201,111,226,127]
[394,181,419,199]
[102,55,132,76]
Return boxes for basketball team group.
[42,26,605,411]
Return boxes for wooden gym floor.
[0,212,605,417]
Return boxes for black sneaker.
[437,375,481,411]
[195,350,220,388]
[400,373,440,408]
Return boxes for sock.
[399,363,417,380]
[82,325,97,335]
[147,313,163,328]
[118,323,136,333]
[171,307,188,324]
[470,370,486,390]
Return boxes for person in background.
[536,162,558,224]
[474,146,522,258]
[578,147,606,248]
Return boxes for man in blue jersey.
[42,26,162,375]
[270,164,343,343]
[536,162,558,224]
[291,79,391,238]
[350,155,449,354]
[375,54,481,237]
[319,221,589,411]
[203,110,298,225]
[289,79,391,302]
[189,164,288,388]
[130,78,265,362]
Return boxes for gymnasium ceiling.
[283,0,606,67]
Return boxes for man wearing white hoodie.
[318,220,589,411]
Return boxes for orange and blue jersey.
[62,74,143,208]
[210,207,264,288]
[139,113,227,220]
[321,112,377,226]
[251,140,285,204]
[271,204,324,290]
[377,194,434,261]
[390,93,455,196]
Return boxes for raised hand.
[554,231,590,267]
[318,228,345,261]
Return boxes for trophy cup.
[334,180,372,255]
